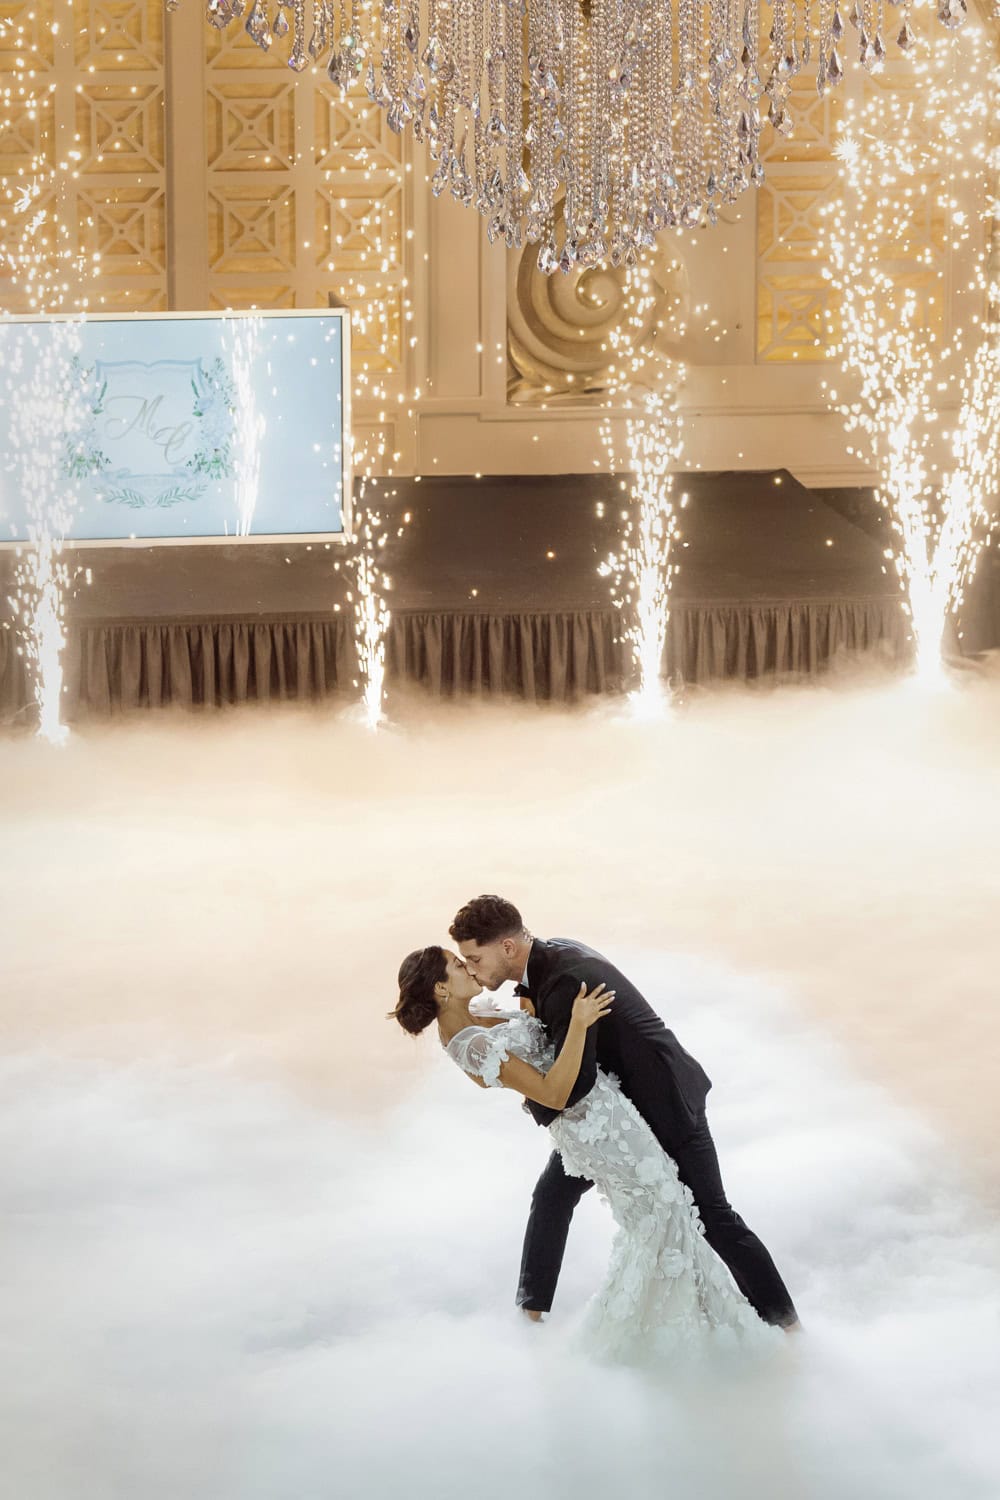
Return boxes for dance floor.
[3,670,1000,1499]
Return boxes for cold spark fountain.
[819,26,1000,684]
[347,493,393,732]
[2,13,100,741]
[4,319,87,745]
[600,258,688,713]
[225,314,266,537]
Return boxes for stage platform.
[2,471,997,720]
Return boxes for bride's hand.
[571,981,615,1029]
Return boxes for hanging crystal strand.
[712,0,741,211]
[587,0,608,259]
[738,0,764,187]
[502,0,523,247]
[573,0,596,259]
[858,0,875,69]
[766,0,794,137]
[468,0,487,208]
[422,0,444,168]
[937,0,968,32]
[658,0,677,226]
[723,0,742,198]
[535,0,560,269]
[550,0,568,214]
[286,0,307,66]
[525,0,544,243]
[622,0,642,255]
[786,0,804,75]
[896,0,916,53]
[272,0,291,42]
[815,0,827,91]
[711,0,731,204]
[378,0,403,132]
[636,0,657,252]
[871,0,886,67]
[482,0,504,237]
[607,0,629,261]
[403,0,427,141]
[731,0,746,193]
[676,0,703,224]
[325,0,343,79]
[525,0,548,254]
[369,0,387,106]
[559,0,579,266]
[245,0,274,51]
[345,0,367,86]
[448,0,474,203]
[307,0,328,61]
[706,0,725,218]
[769,0,783,91]
[826,0,845,88]
[437,0,463,194]
[392,0,422,139]
[385,0,401,122]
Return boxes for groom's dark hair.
[449,895,525,945]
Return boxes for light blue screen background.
[0,313,346,542]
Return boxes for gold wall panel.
[0,1,56,69]
[208,183,296,274]
[756,68,845,364]
[76,82,165,174]
[0,0,167,312]
[74,0,163,71]
[1,2,406,350]
[202,30,407,364]
[80,181,165,272]
[207,78,297,172]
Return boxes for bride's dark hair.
[389,946,448,1035]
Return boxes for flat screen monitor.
[0,309,350,546]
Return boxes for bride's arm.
[493,984,613,1110]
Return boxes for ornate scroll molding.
[506,199,689,404]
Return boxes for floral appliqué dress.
[446,1011,770,1362]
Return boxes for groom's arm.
[542,974,599,1110]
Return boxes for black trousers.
[516,1109,799,1327]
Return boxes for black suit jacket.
[523,937,711,1147]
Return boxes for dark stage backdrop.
[1,471,997,721]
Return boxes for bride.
[390,945,774,1362]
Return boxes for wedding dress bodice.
[445,1011,554,1086]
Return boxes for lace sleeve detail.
[446,1027,510,1088]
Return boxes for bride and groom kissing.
[391,894,800,1358]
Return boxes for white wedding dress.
[446,1011,772,1363]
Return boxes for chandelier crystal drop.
[183,0,970,272]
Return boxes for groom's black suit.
[516,937,798,1327]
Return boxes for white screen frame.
[0,307,353,549]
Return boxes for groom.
[450,894,800,1330]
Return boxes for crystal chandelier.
[184,0,973,272]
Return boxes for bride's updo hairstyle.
[389,946,448,1035]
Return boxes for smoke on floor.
[2,669,999,1497]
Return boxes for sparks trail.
[818,26,1000,683]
